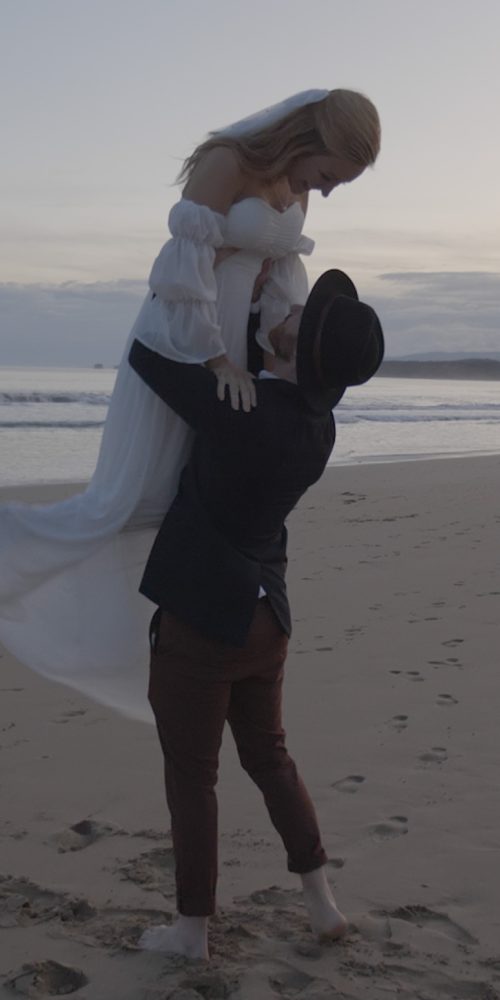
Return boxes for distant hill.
[379,358,500,380]
[396,351,500,362]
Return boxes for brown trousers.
[148,599,327,916]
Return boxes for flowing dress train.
[0,198,313,721]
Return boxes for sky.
[1,0,499,365]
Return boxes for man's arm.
[128,338,222,430]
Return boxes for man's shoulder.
[253,377,319,422]
[250,377,304,426]
[254,376,301,401]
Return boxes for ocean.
[0,366,499,487]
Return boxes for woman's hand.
[205,355,257,412]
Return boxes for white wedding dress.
[0,198,313,722]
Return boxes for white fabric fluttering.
[0,197,313,721]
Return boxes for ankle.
[177,914,209,938]
[299,867,348,941]
[300,866,333,900]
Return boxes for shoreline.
[2,448,500,500]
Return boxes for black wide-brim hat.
[296,269,385,413]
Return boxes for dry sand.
[0,455,499,999]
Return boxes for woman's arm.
[182,146,246,214]
[145,147,256,407]
[183,147,257,408]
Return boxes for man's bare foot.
[139,915,209,960]
[300,867,348,941]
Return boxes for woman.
[0,89,380,720]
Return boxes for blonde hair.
[178,89,380,184]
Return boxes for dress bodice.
[222,198,308,257]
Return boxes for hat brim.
[296,269,359,413]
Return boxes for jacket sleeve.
[135,199,227,363]
[128,338,222,430]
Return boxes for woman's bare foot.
[139,915,209,960]
[300,867,348,941]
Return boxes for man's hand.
[205,355,257,412]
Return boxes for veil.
[212,89,328,138]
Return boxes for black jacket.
[129,339,336,645]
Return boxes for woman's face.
[287,152,365,197]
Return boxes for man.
[128,269,384,960]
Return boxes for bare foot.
[139,916,209,960]
[305,894,348,941]
[300,867,348,942]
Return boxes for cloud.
[0,280,147,366]
[1,270,499,367]
[367,272,500,356]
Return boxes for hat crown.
[296,269,384,413]
[317,296,383,389]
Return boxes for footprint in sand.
[331,775,365,794]
[428,657,462,669]
[248,886,301,908]
[436,693,459,707]
[327,857,346,870]
[341,491,367,504]
[131,827,166,841]
[235,963,321,1000]
[390,714,409,732]
[344,626,363,641]
[406,671,424,683]
[5,960,88,996]
[52,708,87,724]
[268,962,316,996]
[118,846,176,894]
[418,747,448,765]
[0,876,71,927]
[230,890,310,953]
[243,961,319,997]
[292,940,323,959]
[369,816,409,841]
[180,971,240,999]
[375,904,477,945]
[50,818,123,853]
[64,904,170,950]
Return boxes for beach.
[1,454,499,999]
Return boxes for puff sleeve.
[255,234,315,353]
[136,200,227,363]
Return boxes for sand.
[0,455,499,999]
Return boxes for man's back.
[129,340,336,643]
